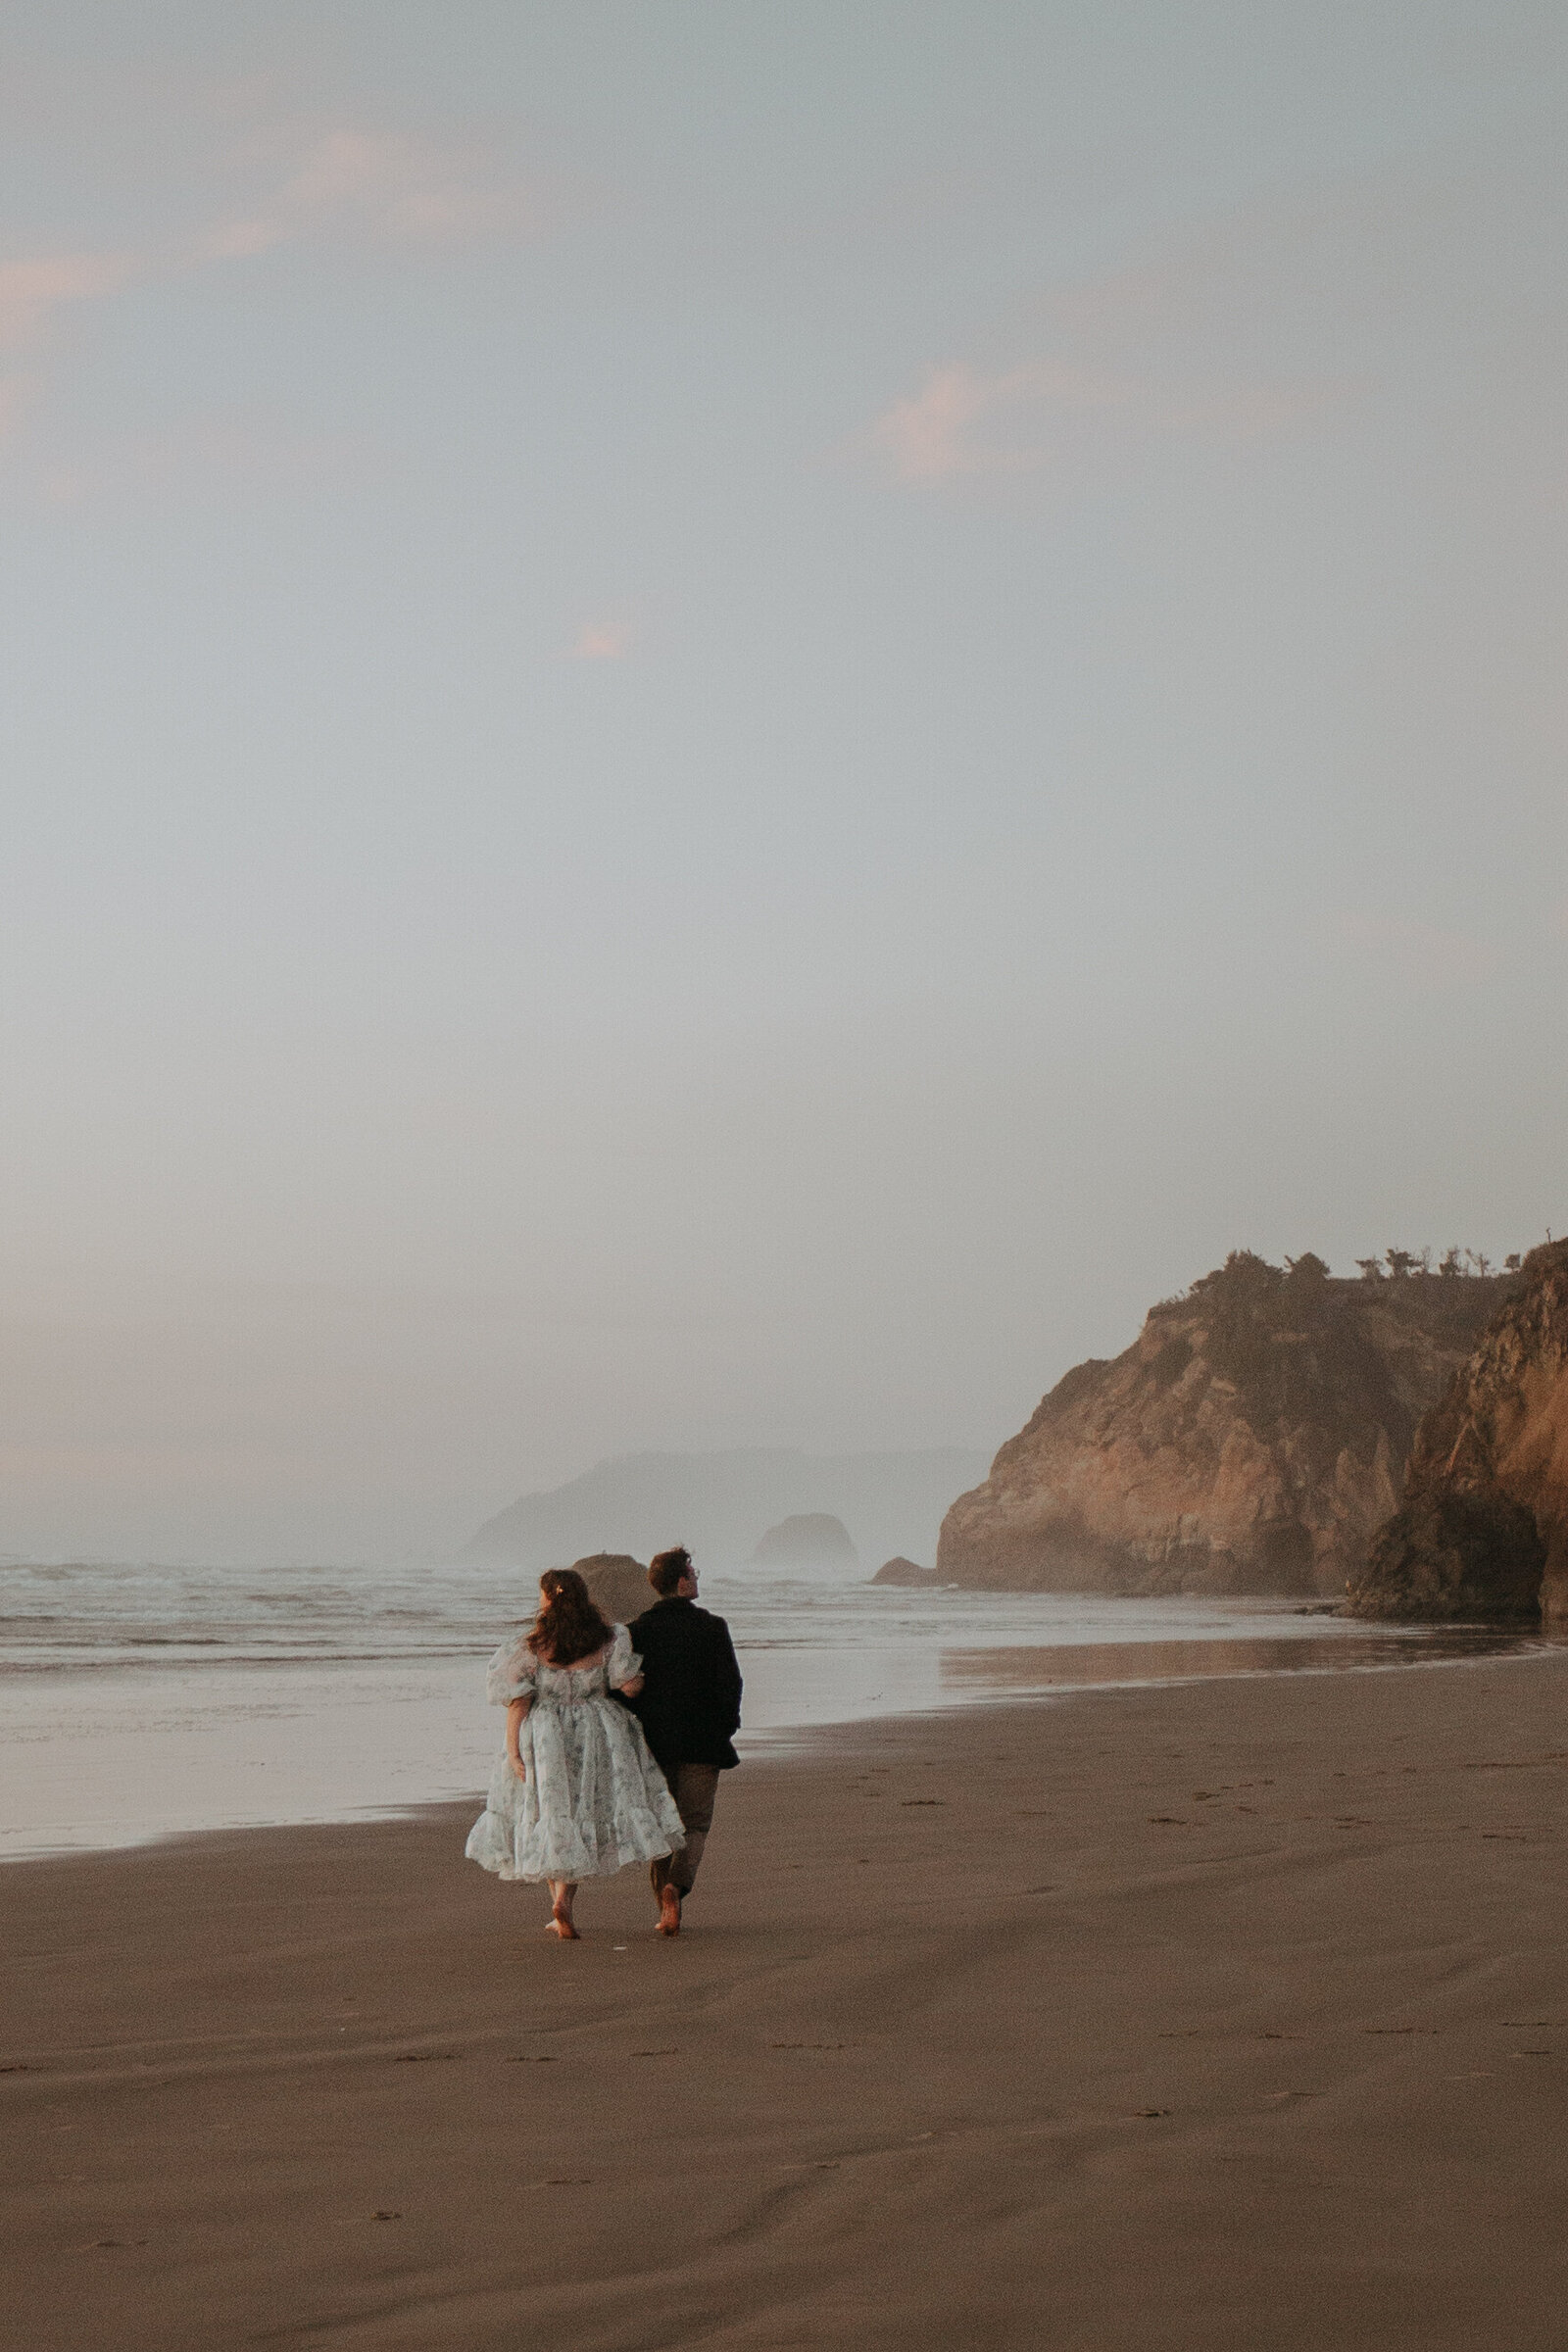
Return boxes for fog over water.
[2,3,1566,1565]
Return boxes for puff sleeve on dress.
[485,1638,537,1707]
[605,1623,641,1692]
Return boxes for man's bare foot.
[657,1884,682,1936]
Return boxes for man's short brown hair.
[648,1546,694,1597]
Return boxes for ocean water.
[0,1555,1531,1860]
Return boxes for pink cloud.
[0,253,140,351]
[195,122,546,263]
[870,354,1322,484]
[0,253,146,447]
[0,107,556,464]
[872,359,1141,481]
[865,181,1378,492]
[565,620,633,662]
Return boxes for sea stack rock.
[752,1514,858,1569]
[872,1556,940,1587]
[938,1251,1519,1598]
[569,1552,653,1623]
[1348,1239,1568,1623]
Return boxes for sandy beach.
[7,1649,1568,2351]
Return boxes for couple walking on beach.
[465,1546,742,1938]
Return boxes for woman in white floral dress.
[466,1568,685,1938]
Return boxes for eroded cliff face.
[1347,1241,1568,1623]
[938,1255,1518,1598]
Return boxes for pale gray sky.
[3,2,1565,1562]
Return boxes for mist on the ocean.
[3,5,1566,1567]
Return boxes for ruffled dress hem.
[465,1624,685,1886]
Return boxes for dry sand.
[6,1650,1568,2350]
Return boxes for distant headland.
[459,1447,990,1578]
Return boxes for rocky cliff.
[938,1253,1519,1598]
[1348,1240,1568,1623]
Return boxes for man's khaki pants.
[652,1763,720,1898]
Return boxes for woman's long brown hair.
[527,1568,613,1667]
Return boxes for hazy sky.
[3,2,1566,1562]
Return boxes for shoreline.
[2,1615,1541,1868]
[9,1648,1568,2349]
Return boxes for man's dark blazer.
[626,1596,743,1775]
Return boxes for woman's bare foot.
[548,1912,579,1939]
[657,1883,682,1936]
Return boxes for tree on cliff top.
[1190,1250,1280,1299]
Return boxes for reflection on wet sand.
[941,1629,1543,1692]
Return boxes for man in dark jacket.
[628,1546,742,1936]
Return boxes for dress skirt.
[466,1688,685,1884]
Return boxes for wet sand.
[6,1648,1568,2350]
